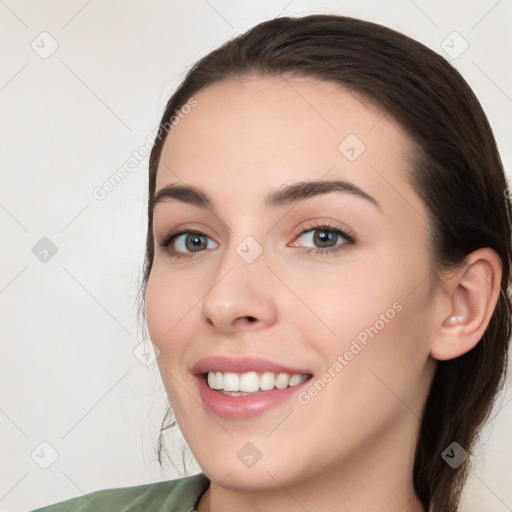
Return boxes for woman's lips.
[195,374,312,419]
[191,356,313,419]
[191,355,312,375]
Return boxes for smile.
[192,356,313,418]
[206,371,309,395]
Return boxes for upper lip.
[191,356,312,375]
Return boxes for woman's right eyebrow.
[151,179,381,213]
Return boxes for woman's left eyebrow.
[266,179,381,211]
[151,179,381,212]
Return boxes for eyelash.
[158,222,355,260]
[294,222,355,256]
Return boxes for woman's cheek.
[145,266,192,337]
[145,271,182,352]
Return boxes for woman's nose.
[200,237,278,333]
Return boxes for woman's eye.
[160,224,353,259]
[163,231,218,256]
[294,225,354,254]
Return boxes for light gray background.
[1,1,511,511]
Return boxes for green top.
[30,473,210,512]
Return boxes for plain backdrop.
[1,1,511,511]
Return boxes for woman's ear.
[430,247,502,361]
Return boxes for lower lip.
[196,374,311,419]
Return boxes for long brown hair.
[139,14,512,512]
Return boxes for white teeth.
[275,373,289,389]
[239,371,260,392]
[207,372,215,389]
[259,371,275,391]
[213,371,223,390]
[289,374,304,386]
[208,371,224,390]
[223,372,239,392]
[206,371,309,393]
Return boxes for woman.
[31,13,511,512]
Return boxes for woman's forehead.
[155,77,424,220]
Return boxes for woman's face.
[145,76,438,493]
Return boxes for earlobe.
[430,248,502,361]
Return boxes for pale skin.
[145,76,502,512]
